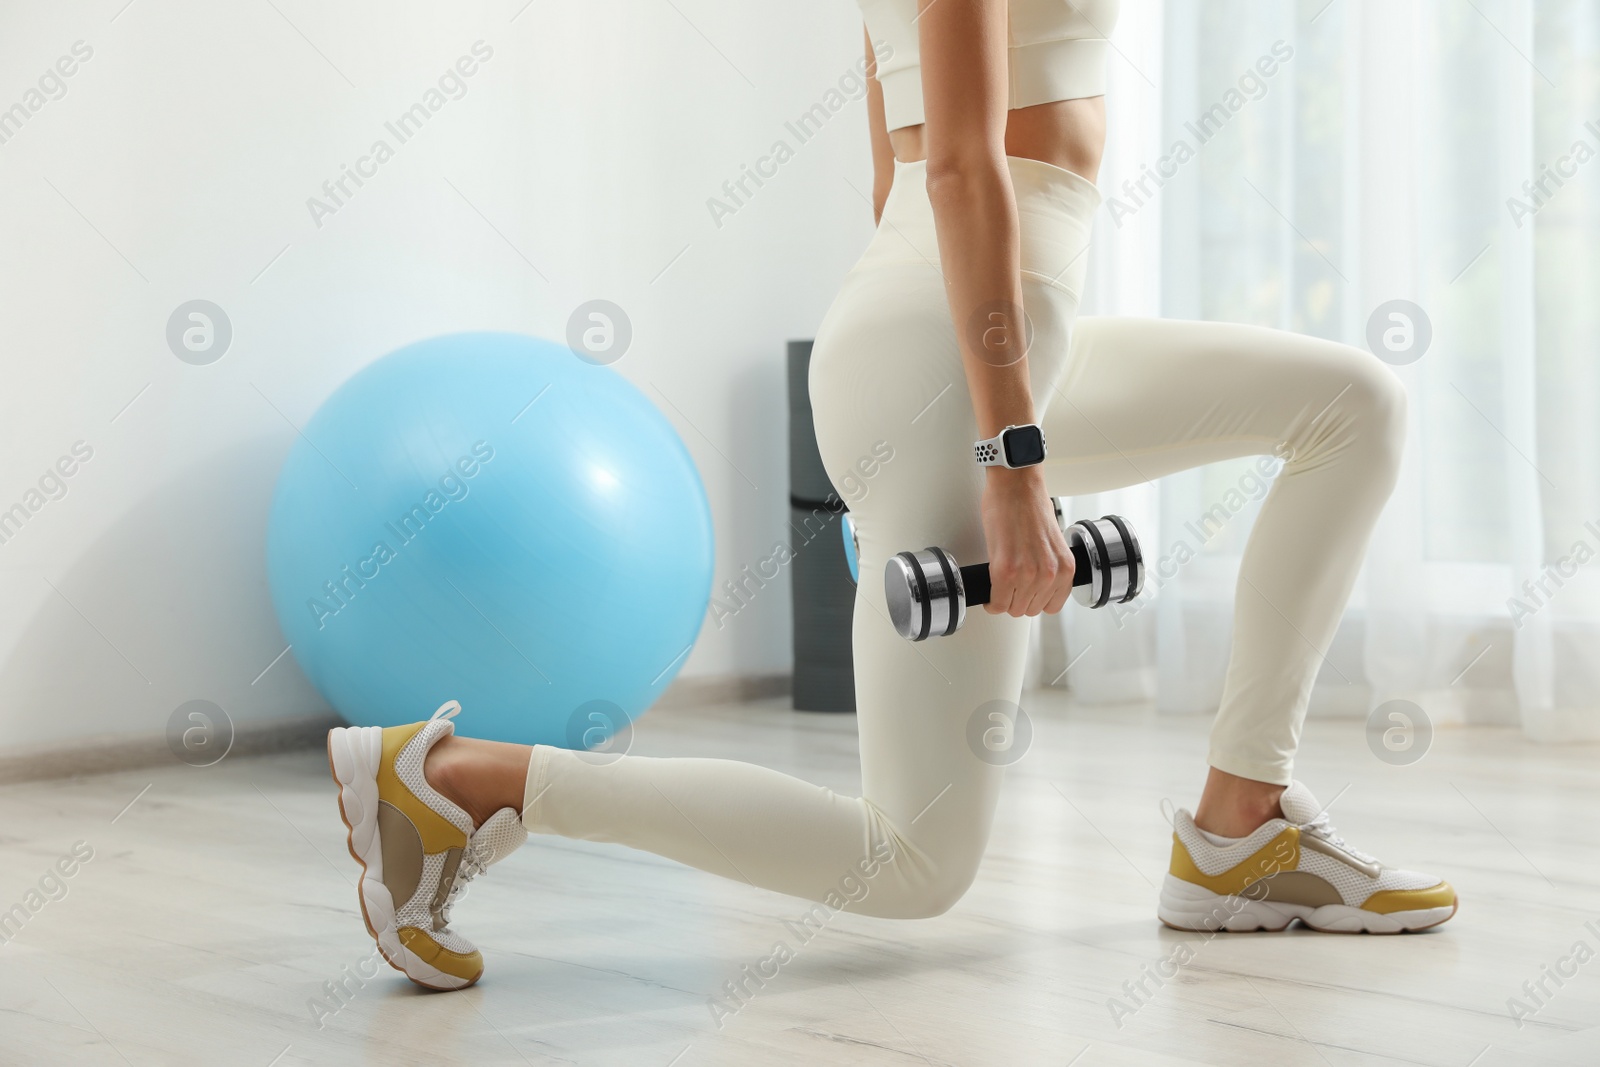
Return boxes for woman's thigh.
[1041,316,1401,495]
[808,265,1079,857]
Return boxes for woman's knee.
[1345,351,1409,470]
[873,866,980,919]
[1295,345,1408,477]
[869,832,987,919]
[914,866,981,918]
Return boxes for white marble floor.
[1,691,1597,1067]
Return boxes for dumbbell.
[884,506,1142,641]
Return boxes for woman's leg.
[1039,316,1408,796]
[501,247,1081,917]
[1035,323,1458,933]
[483,269,1051,918]
[472,158,1100,920]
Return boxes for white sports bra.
[858,0,1119,131]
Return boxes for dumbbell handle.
[957,540,1093,607]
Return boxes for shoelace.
[1299,808,1380,866]
[439,836,493,927]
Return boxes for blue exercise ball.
[265,332,713,747]
[842,511,860,584]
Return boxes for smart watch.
[974,423,1047,469]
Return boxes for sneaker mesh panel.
[1174,812,1289,877]
[1296,848,1440,906]
[394,720,474,836]
[471,809,529,867]
[393,851,476,956]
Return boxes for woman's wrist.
[983,463,1047,491]
[972,397,1037,442]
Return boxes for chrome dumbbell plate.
[1068,516,1143,608]
[884,546,965,643]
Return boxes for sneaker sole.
[327,726,480,991]
[1156,874,1457,934]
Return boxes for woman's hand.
[980,467,1076,617]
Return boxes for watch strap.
[974,424,1046,468]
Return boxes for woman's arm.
[863,27,896,224]
[918,0,1076,618]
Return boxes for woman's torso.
[859,0,1118,180]
[888,98,1106,182]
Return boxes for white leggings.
[522,157,1406,919]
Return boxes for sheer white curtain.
[1037,0,1600,744]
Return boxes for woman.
[325,0,1455,991]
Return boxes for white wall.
[0,0,876,748]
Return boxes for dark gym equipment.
[788,340,856,711]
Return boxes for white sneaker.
[1157,781,1457,934]
[326,701,528,989]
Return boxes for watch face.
[1002,425,1045,466]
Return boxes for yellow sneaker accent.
[398,926,484,985]
[1167,827,1300,896]
[377,720,469,855]
[1363,881,1457,915]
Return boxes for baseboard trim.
[0,713,343,785]
[0,673,798,784]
